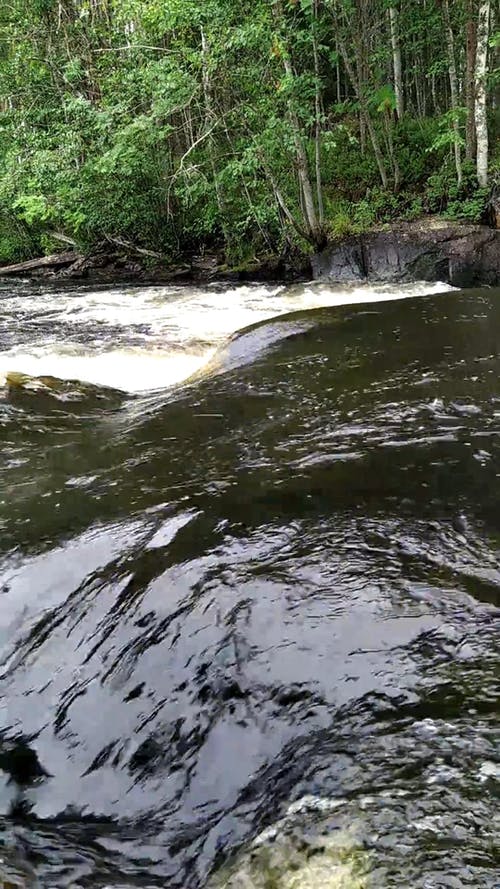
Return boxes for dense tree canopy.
[0,0,498,263]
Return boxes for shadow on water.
[0,288,499,887]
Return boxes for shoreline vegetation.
[0,218,498,288]
[0,1,498,274]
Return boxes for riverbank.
[0,245,311,286]
[0,218,499,287]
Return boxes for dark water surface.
[0,284,498,888]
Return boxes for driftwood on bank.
[0,251,81,276]
[103,234,163,258]
[49,232,78,247]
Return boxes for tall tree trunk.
[271,0,321,243]
[465,0,477,161]
[359,113,367,154]
[312,0,324,224]
[383,109,401,192]
[258,151,310,244]
[389,5,404,119]
[201,28,224,219]
[431,72,439,114]
[336,33,388,188]
[475,0,491,186]
[335,37,342,104]
[442,0,462,185]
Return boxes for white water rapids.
[0,280,455,392]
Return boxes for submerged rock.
[208,798,370,889]
[313,219,500,287]
[3,371,124,408]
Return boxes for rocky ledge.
[312,219,500,287]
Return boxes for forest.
[0,0,498,266]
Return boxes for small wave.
[0,280,454,392]
[191,316,317,381]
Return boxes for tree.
[328,1,389,189]
[465,0,477,161]
[441,0,462,185]
[475,0,491,186]
[270,0,324,247]
[389,4,404,119]
[0,0,498,265]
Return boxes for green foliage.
[371,84,397,114]
[0,210,37,263]
[445,188,490,222]
[428,109,467,153]
[394,118,442,185]
[321,125,379,200]
[425,160,488,220]
[0,0,497,264]
[324,199,355,238]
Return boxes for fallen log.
[48,232,78,247]
[0,251,81,276]
[104,234,163,258]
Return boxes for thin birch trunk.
[442,0,462,185]
[389,5,404,119]
[475,0,491,186]
[312,0,324,223]
[465,0,477,161]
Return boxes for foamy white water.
[0,280,455,392]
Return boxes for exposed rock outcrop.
[312,219,500,287]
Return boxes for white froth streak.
[0,281,455,393]
[0,348,215,393]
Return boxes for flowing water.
[0,278,498,888]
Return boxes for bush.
[395,117,443,186]
[425,159,489,221]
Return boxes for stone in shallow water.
[209,801,370,889]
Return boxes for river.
[0,278,498,888]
